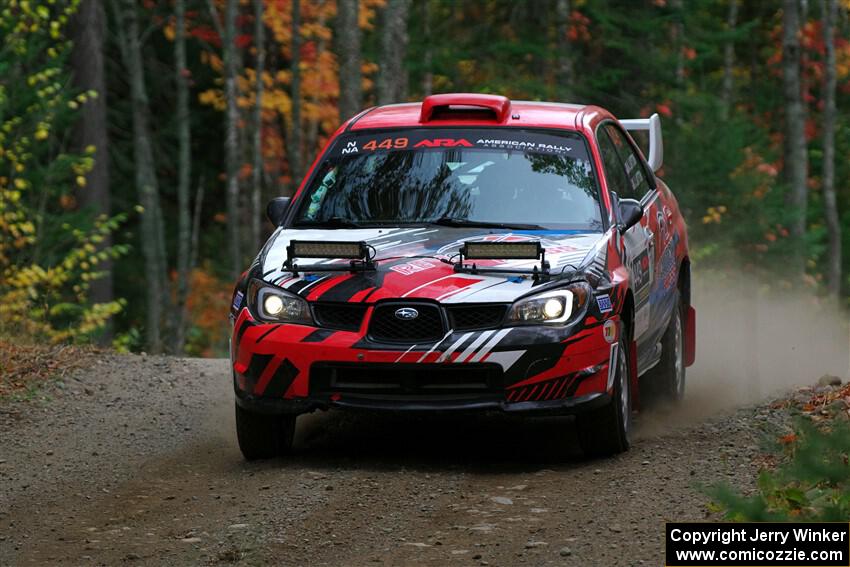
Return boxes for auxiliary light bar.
[284,240,373,274]
[460,241,542,260]
[288,240,367,260]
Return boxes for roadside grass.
[707,386,850,521]
[0,340,100,401]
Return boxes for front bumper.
[235,388,612,416]
[230,308,617,416]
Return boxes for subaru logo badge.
[394,307,419,320]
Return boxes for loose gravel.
[0,355,791,566]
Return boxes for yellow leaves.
[198,89,226,111]
[75,175,86,187]
[34,128,48,140]
[702,205,727,225]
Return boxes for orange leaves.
[779,433,798,445]
[182,265,232,357]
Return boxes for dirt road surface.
[0,354,786,566]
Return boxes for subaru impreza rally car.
[229,93,695,460]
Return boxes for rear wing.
[619,113,663,172]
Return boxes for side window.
[604,124,651,199]
[597,129,633,200]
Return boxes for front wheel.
[576,335,631,457]
[235,402,296,460]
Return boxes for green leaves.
[709,420,850,521]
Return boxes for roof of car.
[346,94,606,132]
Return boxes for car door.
[597,123,666,372]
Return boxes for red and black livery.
[229,94,695,459]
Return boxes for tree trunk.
[377,0,411,105]
[290,0,302,188]
[721,0,738,118]
[672,0,685,87]
[305,0,328,157]
[119,0,168,353]
[421,0,432,96]
[224,0,242,278]
[173,0,192,353]
[70,0,113,331]
[336,0,362,121]
[251,0,265,247]
[782,0,808,271]
[555,0,573,101]
[821,0,841,298]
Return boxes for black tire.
[576,334,631,457]
[235,402,296,460]
[643,293,686,404]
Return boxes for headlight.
[506,282,591,325]
[248,279,312,324]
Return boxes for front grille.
[310,362,504,401]
[368,303,444,343]
[447,305,507,331]
[312,303,368,331]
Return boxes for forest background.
[2,0,849,357]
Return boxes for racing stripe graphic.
[416,329,454,363]
[394,344,418,363]
[471,328,512,362]
[453,330,495,363]
[436,332,474,362]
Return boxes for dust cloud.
[637,269,849,433]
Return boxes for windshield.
[293,128,602,231]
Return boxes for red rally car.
[229,93,695,460]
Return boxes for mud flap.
[629,340,639,411]
[684,305,696,367]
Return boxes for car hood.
[258,227,608,304]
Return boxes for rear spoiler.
[619,113,663,172]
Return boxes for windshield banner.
[328,129,589,161]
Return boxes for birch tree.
[782,0,808,271]
[290,0,302,186]
[337,0,362,121]
[821,0,841,298]
[377,0,411,105]
[174,0,192,352]
[721,0,739,118]
[224,0,242,277]
[555,0,573,101]
[117,0,169,352]
[71,0,112,318]
[251,0,265,246]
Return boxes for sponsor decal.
[231,290,244,311]
[414,138,473,148]
[603,319,617,344]
[389,258,438,276]
[475,139,574,154]
[596,294,613,313]
[329,129,590,161]
[657,232,680,290]
[631,247,652,302]
[656,209,669,244]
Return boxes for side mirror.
[266,197,290,227]
[618,198,643,234]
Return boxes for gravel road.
[0,354,788,566]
